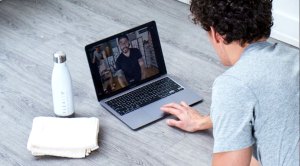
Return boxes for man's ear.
[209,26,223,44]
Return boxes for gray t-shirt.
[210,41,299,166]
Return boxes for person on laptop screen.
[161,0,299,166]
[116,34,146,87]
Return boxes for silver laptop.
[85,21,202,130]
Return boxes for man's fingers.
[162,102,186,111]
[180,101,199,113]
[166,119,183,128]
[162,102,178,107]
[180,101,189,107]
[161,106,182,116]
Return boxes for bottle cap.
[53,51,66,63]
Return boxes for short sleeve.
[211,75,257,153]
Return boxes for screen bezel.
[85,21,167,101]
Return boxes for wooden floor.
[0,0,289,165]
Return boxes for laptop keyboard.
[105,77,184,116]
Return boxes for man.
[116,35,146,87]
[161,0,299,166]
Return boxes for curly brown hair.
[190,0,273,46]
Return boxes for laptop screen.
[85,21,167,101]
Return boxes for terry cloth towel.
[27,117,99,158]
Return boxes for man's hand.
[160,101,212,132]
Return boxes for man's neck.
[224,42,248,65]
[225,39,267,65]
[123,49,130,57]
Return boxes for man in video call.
[116,34,146,87]
[161,0,299,166]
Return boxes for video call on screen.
[89,27,159,95]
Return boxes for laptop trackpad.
[122,97,171,129]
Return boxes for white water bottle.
[51,51,74,117]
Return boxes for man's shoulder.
[116,53,125,61]
[235,42,297,79]
[130,48,140,52]
[212,74,252,95]
[130,48,142,56]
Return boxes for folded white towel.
[27,117,99,158]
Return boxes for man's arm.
[161,102,258,166]
[138,58,146,80]
[212,147,252,166]
[250,156,260,166]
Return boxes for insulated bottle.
[51,51,74,117]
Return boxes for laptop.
[85,21,202,130]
